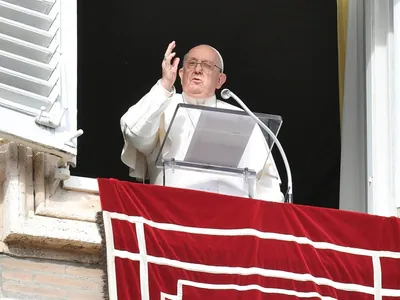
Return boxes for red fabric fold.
[98,178,400,300]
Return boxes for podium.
[155,103,283,199]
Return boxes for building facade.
[0,0,399,299]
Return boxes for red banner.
[98,178,400,299]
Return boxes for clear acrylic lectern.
[155,103,282,198]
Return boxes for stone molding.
[0,141,101,263]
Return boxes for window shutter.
[0,0,80,162]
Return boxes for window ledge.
[63,175,99,194]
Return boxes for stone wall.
[0,255,104,300]
[0,141,101,263]
[0,141,104,299]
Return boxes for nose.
[194,63,203,73]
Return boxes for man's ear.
[178,68,183,81]
[216,73,227,89]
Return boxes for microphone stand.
[221,89,293,203]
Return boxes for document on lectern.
[183,109,257,168]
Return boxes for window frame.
[393,0,400,209]
[364,0,399,215]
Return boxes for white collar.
[182,92,216,107]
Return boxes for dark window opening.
[74,0,341,209]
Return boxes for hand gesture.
[160,41,180,91]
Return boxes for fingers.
[165,52,176,63]
[164,41,176,59]
[162,52,175,70]
[162,41,178,71]
[172,57,180,70]
[165,55,179,72]
[161,41,179,90]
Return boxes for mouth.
[191,77,203,83]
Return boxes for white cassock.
[120,80,284,202]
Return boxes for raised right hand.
[160,41,180,92]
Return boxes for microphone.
[220,88,293,203]
[220,89,231,100]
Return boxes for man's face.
[179,46,227,99]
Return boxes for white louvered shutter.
[0,0,79,162]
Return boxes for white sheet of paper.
[183,109,256,168]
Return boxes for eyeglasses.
[184,59,222,73]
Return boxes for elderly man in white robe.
[120,41,284,202]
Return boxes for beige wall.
[0,141,104,299]
[0,255,104,299]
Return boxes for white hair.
[210,46,224,73]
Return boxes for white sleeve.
[120,79,175,156]
[255,166,285,202]
[254,135,284,202]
